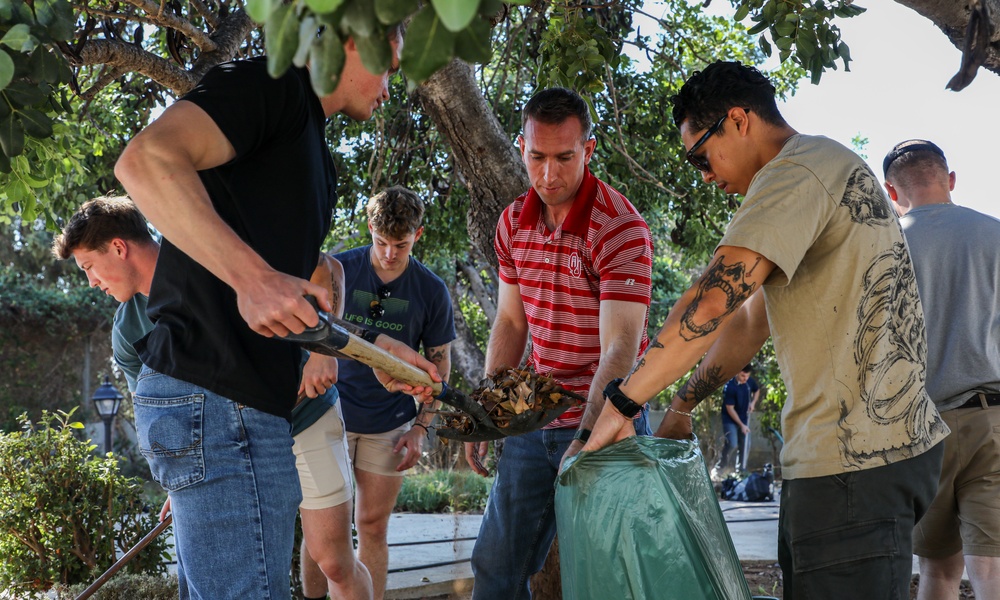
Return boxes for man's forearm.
[620,251,771,405]
[484,318,528,376]
[578,345,642,431]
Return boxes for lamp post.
[92,375,123,455]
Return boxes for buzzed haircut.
[52,196,153,259]
[366,186,425,239]
[741,364,754,373]
[884,142,950,190]
[671,61,787,132]
[522,87,593,141]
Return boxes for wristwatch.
[573,428,592,444]
[604,378,642,418]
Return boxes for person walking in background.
[884,139,1000,600]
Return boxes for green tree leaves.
[249,0,502,94]
[431,0,479,33]
[401,6,456,83]
[265,3,301,78]
[733,0,865,84]
[0,0,74,211]
[0,51,13,90]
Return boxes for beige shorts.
[347,422,411,477]
[292,402,353,510]
[913,403,1000,558]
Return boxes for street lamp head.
[91,375,123,419]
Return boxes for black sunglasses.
[368,286,391,319]
[685,108,751,173]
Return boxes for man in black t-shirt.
[115,33,440,600]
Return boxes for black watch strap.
[604,377,642,419]
[573,428,592,444]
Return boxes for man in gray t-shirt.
[885,139,1000,600]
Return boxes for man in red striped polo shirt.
[465,87,654,599]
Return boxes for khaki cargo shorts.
[292,402,353,510]
[914,402,1000,558]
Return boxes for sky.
[776,1,1000,219]
[643,1,1000,219]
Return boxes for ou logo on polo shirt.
[569,252,583,277]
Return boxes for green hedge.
[395,470,492,513]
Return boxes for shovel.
[284,298,581,441]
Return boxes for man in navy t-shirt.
[714,364,757,477]
[306,186,455,599]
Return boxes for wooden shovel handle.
[334,325,444,396]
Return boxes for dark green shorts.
[777,442,944,600]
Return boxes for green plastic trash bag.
[555,435,753,600]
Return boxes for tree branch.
[119,0,218,52]
[71,39,197,95]
[189,9,255,83]
[189,0,220,29]
[457,258,497,325]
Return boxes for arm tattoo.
[625,338,664,384]
[330,288,341,316]
[427,346,447,365]
[680,254,761,341]
[675,363,726,406]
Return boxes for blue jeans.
[717,420,746,472]
[471,408,650,600]
[134,366,301,600]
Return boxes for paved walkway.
[161,497,937,598]
[384,500,782,599]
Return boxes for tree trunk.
[530,536,562,600]
[448,278,487,388]
[457,258,497,326]
[416,59,529,270]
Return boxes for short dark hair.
[52,196,153,259]
[884,140,949,188]
[672,61,786,132]
[522,87,593,140]
[741,364,754,373]
[366,186,425,239]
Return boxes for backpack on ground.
[720,464,774,502]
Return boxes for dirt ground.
[422,560,979,599]
[741,560,978,599]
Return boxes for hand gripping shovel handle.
[75,514,172,600]
[287,299,499,432]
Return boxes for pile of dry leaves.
[436,367,584,439]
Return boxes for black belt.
[957,393,1000,410]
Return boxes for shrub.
[57,574,178,600]
[0,410,170,593]
[395,470,493,513]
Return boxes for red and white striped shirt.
[495,168,653,428]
